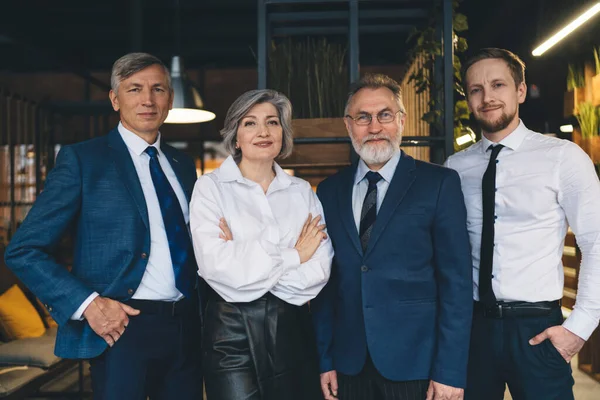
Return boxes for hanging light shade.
[164,56,216,124]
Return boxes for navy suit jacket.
[4,128,199,359]
[311,152,473,388]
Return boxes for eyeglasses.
[345,110,404,126]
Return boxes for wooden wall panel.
[281,143,351,168]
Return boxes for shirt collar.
[480,119,529,153]
[118,122,162,156]
[354,150,401,185]
[216,155,294,189]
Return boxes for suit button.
[127,289,134,295]
[47,306,53,312]
[361,266,369,272]
[141,252,148,259]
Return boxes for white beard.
[350,131,401,166]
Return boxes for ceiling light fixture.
[164,56,215,124]
[532,2,600,56]
[164,0,215,124]
[455,127,476,146]
[560,124,574,133]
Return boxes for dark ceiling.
[0,0,438,73]
[1,0,598,75]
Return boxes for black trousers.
[203,292,321,400]
[89,299,203,400]
[466,306,574,400]
[337,353,429,400]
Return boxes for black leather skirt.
[203,291,322,400]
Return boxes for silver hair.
[344,73,406,116]
[221,89,294,163]
[110,53,171,94]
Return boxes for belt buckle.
[483,303,503,318]
[495,303,503,318]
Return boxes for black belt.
[124,298,195,317]
[474,300,561,318]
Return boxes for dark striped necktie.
[359,171,383,253]
[479,144,504,307]
[145,146,193,298]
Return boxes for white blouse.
[190,156,334,305]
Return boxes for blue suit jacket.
[311,152,473,388]
[4,128,199,359]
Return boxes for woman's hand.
[295,213,327,263]
[219,218,233,241]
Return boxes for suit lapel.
[108,129,149,230]
[160,143,192,202]
[337,163,363,256]
[365,152,416,257]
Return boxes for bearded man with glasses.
[311,73,473,400]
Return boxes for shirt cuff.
[71,292,100,321]
[281,248,301,271]
[563,307,599,341]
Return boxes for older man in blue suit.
[4,53,202,399]
[312,74,473,400]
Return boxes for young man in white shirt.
[445,47,600,400]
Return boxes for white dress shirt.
[72,123,188,319]
[352,151,401,231]
[445,121,600,340]
[190,155,334,305]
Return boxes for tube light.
[532,2,600,56]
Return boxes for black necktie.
[479,144,504,307]
[359,171,383,253]
[145,146,193,298]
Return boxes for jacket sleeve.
[429,169,474,388]
[309,182,338,373]
[4,146,95,326]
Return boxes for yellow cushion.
[0,285,46,340]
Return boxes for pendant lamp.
[164,56,215,124]
[164,0,215,124]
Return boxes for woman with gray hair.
[190,89,333,399]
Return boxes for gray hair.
[344,73,406,115]
[221,89,294,163]
[110,52,171,94]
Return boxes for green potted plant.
[406,0,471,149]
[592,46,600,107]
[564,62,586,117]
[574,102,600,162]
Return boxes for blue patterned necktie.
[359,171,383,252]
[145,146,193,298]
